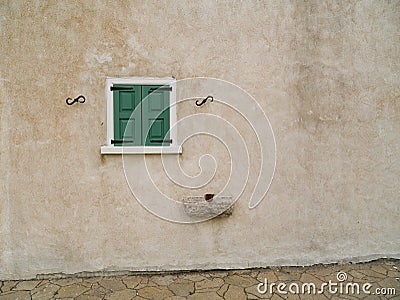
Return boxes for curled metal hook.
[196,95,213,107]
[66,95,86,105]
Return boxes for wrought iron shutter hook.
[66,95,86,105]
[196,95,213,106]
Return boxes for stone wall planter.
[182,196,233,218]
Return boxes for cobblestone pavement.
[0,259,398,299]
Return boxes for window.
[101,77,181,154]
[112,84,170,146]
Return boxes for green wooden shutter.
[113,85,141,146]
[141,85,170,146]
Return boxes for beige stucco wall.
[0,1,399,280]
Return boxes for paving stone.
[387,270,400,278]
[98,278,127,291]
[224,285,246,300]
[288,272,304,281]
[275,270,298,281]
[140,277,150,284]
[135,283,157,290]
[377,276,400,288]
[372,265,389,276]
[278,293,300,300]
[195,278,224,291]
[280,267,305,280]
[13,280,40,291]
[76,295,103,300]
[307,264,342,276]
[245,284,264,297]
[0,281,17,293]
[348,269,367,279]
[0,291,31,300]
[82,282,108,298]
[165,296,187,300]
[83,277,101,284]
[362,296,387,300]
[122,276,143,289]
[104,289,138,300]
[270,294,284,300]
[329,296,360,300]
[209,271,229,278]
[257,270,278,283]
[187,291,223,300]
[53,277,82,287]
[167,279,194,296]
[299,273,325,286]
[150,274,177,286]
[304,294,329,300]
[137,286,174,300]
[246,293,261,300]
[358,269,387,279]
[56,284,90,298]
[134,277,157,289]
[224,274,259,287]
[249,270,260,277]
[80,280,94,288]
[310,266,336,278]
[35,280,50,288]
[216,283,229,297]
[233,269,253,275]
[178,273,207,282]
[31,282,60,300]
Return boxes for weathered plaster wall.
[0,1,399,279]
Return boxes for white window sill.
[100,145,182,154]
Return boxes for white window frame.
[101,77,182,154]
